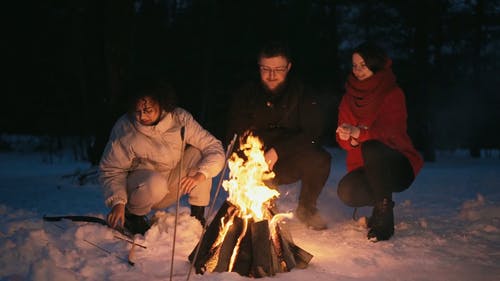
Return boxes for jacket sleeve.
[272,89,320,158]
[178,109,225,179]
[357,89,407,145]
[99,122,134,208]
[263,83,326,160]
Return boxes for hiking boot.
[295,206,328,230]
[124,210,150,235]
[190,205,206,226]
[367,198,395,242]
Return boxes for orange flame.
[207,133,284,272]
[222,134,279,221]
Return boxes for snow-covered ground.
[1,142,499,281]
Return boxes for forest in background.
[3,0,500,164]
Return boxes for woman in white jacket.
[99,81,225,234]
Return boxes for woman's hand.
[336,123,361,140]
[107,203,125,229]
[181,172,206,194]
[336,124,351,140]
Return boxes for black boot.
[190,205,206,226]
[367,198,395,242]
[124,210,150,235]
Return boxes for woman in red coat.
[336,42,423,242]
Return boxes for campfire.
[189,134,313,278]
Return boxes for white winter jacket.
[99,107,225,208]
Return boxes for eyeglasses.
[259,64,289,75]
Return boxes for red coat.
[337,66,423,176]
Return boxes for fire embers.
[188,201,313,277]
[188,134,313,277]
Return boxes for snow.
[1,144,500,281]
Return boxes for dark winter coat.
[227,77,326,158]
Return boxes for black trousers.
[337,140,414,207]
[272,142,331,211]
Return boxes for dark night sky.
[3,0,500,160]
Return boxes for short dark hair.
[353,42,388,73]
[257,40,292,62]
[126,78,177,113]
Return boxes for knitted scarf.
[344,60,397,120]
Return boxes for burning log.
[189,201,313,277]
[188,134,313,277]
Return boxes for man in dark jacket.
[227,41,331,230]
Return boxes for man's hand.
[265,147,279,171]
[107,203,125,229]
[181,172,206,194]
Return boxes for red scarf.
[344,60,397,120]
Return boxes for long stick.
[113,234,147,249]
[48,222,133,265]
[43,215,146,248]
[186,133,237,281]
[170,126,186,281]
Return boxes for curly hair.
[126,79,177,114]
